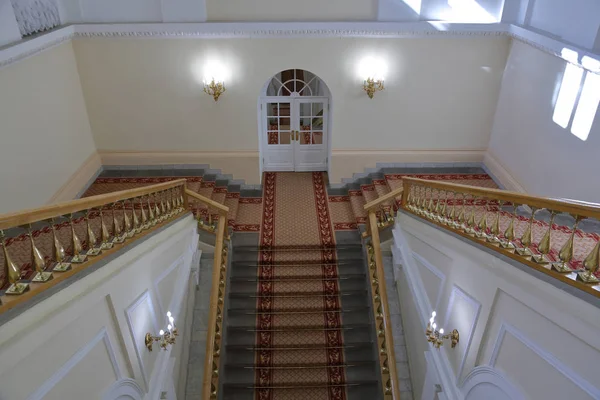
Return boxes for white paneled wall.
[392,213,600,400]
[0,216,200,400]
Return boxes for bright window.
[552,63,584,129]
[552,50,600,141]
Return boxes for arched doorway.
[258,69,331,173]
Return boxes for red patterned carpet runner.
[255,172,347,400]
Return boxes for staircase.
[221,240,381,399]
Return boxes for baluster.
[485,200,501,243]
[166,190,173,217]
[28,224,52,283]
[86,210,102,256]
[160,192,167,219]
[500,204,517,250]
[447,191,457,228]
[577,239,600,284]
[132,198,141,234]
[1,230,29,295]
[432,189,441,221]
[515,206,537,257]
[99,208,114,250]
[419,186,429,215]
[475,199,488,239]
[551,215,582,273]
[122,200,134,238]
[140,197,149,230]
[439,191,448,224]
[154,193,162,222]
[179,188,185,212]
[426,189,436,219]
[50,218,72,271]
[147,195,156,226]
[532,210,556,264]
[457,193,467,230]
[70,214,87,263]
[112,203,125,244]
[464,196,477,235]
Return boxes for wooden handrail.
[186,189,229,215]
[0,179,187,230]
[367,211,401,399]
[402,177,600,217]
[202,214,228,399]
[364,186,404,212]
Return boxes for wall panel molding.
[443,285,482,383]
[124,290,159,391]
[489,322,600,399]
[412,252,446,312]
[27,327,122,400]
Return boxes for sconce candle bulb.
[145,312,179,351]
[426,310,459,349]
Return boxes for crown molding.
[1,21,598,72]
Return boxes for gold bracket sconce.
[145,311,179,351]
[363,77,385,99]
[203,78,226,102]
[425,311,459,349]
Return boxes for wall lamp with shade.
[358,56,387,99]
[145,311,179,351]
[425,311,459,349]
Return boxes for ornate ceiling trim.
[0,22,597,71]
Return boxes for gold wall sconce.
[363,77,385,99]
[203,78,226,102]
[145,311,179,351]
[425,311,459,349]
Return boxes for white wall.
[0,42,98,213]
[392,212,600,400]
[421,0,504,22]
[488,40,600,203]
[0,0,21,46]
[206,0,377,21]
[0,216,199,400]
[73,36,508,183]
[527,0,600,50]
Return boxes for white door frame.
[257,72,333,181]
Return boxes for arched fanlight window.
[266,69,326,96]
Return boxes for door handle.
[295,131,299,141]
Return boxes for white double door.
[261,97,328,172]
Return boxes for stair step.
[231,260,364,267]
[229,277,367,293]
[228,307,369,315]
[233,244,363,252]
[227,323,370,332]
[224,380,377,390]
[229,290,366,298]
[230,274,364,282]
[226,361,374,369]
[226,341,373,351]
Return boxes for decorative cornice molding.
[1,21,598,72]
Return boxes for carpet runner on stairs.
[223,172,379,400]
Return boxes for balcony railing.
[399,177,600,298]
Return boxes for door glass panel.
[312,103,324,116]
[267,132,278,145]
[280,132,291,144]
[300,118,311,130]
[312,115,324,130]
[268,118,279,130]
[313,131,323,144]
[280,117,291,130]
[300,131,311,145]
[267,103,278,117]
[299,103,311,117]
